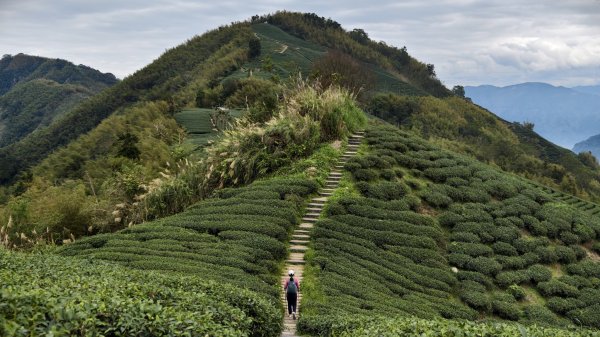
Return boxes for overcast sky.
[1,0,599,88]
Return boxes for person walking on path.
[284,270,300,319]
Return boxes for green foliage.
[0,248,280,337]
[297,313,597,337]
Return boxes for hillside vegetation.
[298,122,600,335]
[1,81,364,335]
[0,54,117,148]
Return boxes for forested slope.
[0,54,117,148]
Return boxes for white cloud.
[0,0,598,86]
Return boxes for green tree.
[116,132,141,160]
[452,85,465,98]
[248,37,261,59]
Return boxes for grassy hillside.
[298,121,600,335]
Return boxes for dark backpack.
[287,278,297,295]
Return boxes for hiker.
[284,270,299,319]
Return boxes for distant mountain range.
[465,82,600,150]
[0,53,117,148]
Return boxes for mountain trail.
[280,131,364,337]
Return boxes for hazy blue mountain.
[573,134,600,158]
[465,82,600,149]
[571,85,600,97]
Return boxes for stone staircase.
[280,131,364,337]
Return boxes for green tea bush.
[537,279,580,298]
[457,271,495,288]
[507,285,527,300]
[492,299,522,320]
[566,260,600,278]
[496,270,530,287]
[460,289,491,311]
[355,181,410,200]
[449,242,493,257]
[0,249,281,337]
[527,264,552,283]
[449,232,481,243]
[492,242,518,256]
[467,256,502,276]
[523,305,565,326]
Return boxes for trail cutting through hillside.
[280,132,364,337]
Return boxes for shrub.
[559,231,580,245]
[566,260,600,278]
[573,223,596,242]
[537,279,579,298]
[566,304,600,328]
[356,181,410,200]
[492,242,519,256]
[496,256,527,270]
[554,245,577,264]
[547,297,586,314]
[467,256,502,277]
[496,270,530,288]
[508,285,527,300]
[523,305,564,326]
[353,168,379,181]
[449,242,493,257]
[449,232,480,243]
[420,189,453,208]
[460,290,491,311]
[527,264,552,283]
[456,271,494,288]
[492,299,522,320]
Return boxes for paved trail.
[280,132,364,337]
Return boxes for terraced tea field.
[298,122,600,335]
[174,108,241,151]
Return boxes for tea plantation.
[299,122,600,335]
[174,108,242,150]
[0,249,275,336]
[1,176,323,336]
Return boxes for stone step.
[334,165,344,169]
[290,245,308,252]
[294,229,310,234]
[319,192,333,197]
[290,239,309,245]
[292,234,310,240]
[301,217,317,223]
[311,197,328,203]
[308,202,325,208]
[325,178,341,183]
[287,259,305,265]
[306,207,323,212]
[299,223,314,229]
[305,212,321,217]
[324,184,338,189]
[329,171,342,175]
[344,151,358,155]
[321,188,335,193]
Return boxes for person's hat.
[288,270,295,276]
